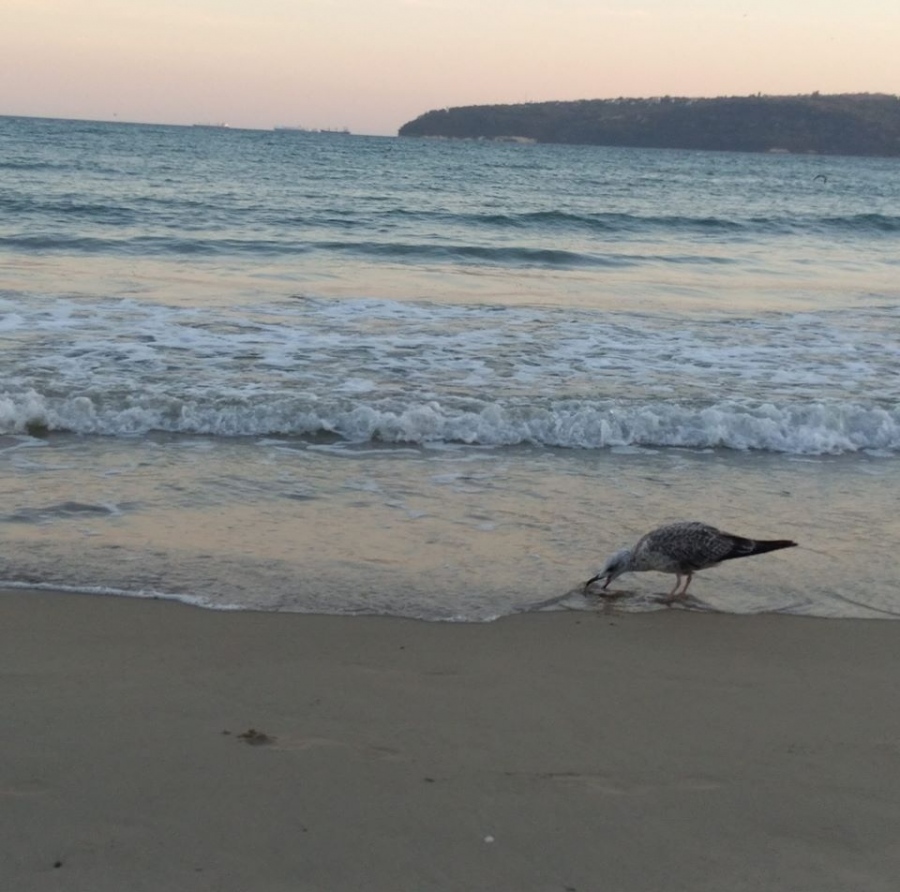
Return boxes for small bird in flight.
[584,521,797,602]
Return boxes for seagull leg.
[662,574,683,603]
[663,573,693,604]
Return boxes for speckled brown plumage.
[585,521,797,601]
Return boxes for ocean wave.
[5,200,897,262]
[3,390,897,455]
[316,240,617,268]
[0,160,72,172]
[0,232,730,269]
[0,234,310,257]
[821,213,900,233]
[307,209,900,237]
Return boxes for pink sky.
[2,0,897,135]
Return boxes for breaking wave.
[3,389,897,455]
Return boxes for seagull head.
[584,548,632,594]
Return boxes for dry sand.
[2,589,899,892]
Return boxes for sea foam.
[3,388,897,455]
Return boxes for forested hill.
[398,94,900,157]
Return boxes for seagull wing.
[641,522,745,570]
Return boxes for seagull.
[584,521,797,602]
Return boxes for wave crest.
[3,390,897,455]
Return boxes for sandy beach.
[2,589,899,892]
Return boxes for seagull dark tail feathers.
[750,538,797,555]
[725,537,797,562]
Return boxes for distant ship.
[191,122,229,129]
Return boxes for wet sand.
[2,589,899,891]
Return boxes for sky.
[2,0,898,135]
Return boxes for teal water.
[1,116,898,619]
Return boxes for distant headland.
[398,93,900,157]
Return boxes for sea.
[1,115,898,620]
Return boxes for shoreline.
[3,588,899,891]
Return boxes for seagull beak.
[584,573,610,594]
